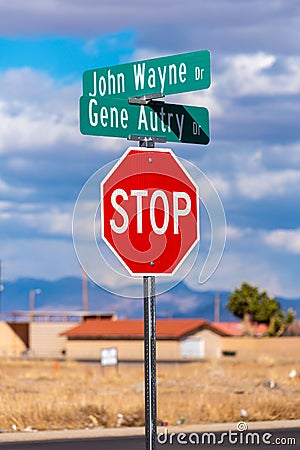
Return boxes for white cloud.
[225,226,246,240]
[188,246,299,298]
[0,67,134,157]
[219,53,300,97]
[206,173,231,198]
[0,178,33,197]
[21,208,73,236]
[0,200,73,237]
[236,169,300,200]
[264,228,300,254]
[0,68,79,153]
[0,1,298,55]
[261,142,300,169]
[184,223,300,298]
[129,48,167,63]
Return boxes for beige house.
[221,335,300,361]
[0,321,27,357]
[1,311,116,359]
[61,318,228,361]
[3,312,299,362]
[30,321,74,358]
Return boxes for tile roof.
[212,322,268,336]
[62,318,227,339]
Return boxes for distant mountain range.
[1,277,300,322]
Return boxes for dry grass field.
[0,357,299,432]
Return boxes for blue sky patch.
[0,30,136,80]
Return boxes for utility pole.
[29,288,41,322]
[214,292,220,323]
[82,268,88,313]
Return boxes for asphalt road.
[0,428,299,450]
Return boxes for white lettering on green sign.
[87,98,186,140]
[137,105,184,141]
[89,70,126,97]
[82,50,211,99]
[80,95,209,145]
[87,62,204,98]
[89,99,129,129]
[133,62,187,93]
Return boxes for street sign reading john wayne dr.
[82,50,210,98]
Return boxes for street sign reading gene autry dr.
[80,96,209,144]
[101,147,199,276]
[82,50,210,98]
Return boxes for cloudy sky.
[0,0,300,299]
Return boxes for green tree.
[226,282,295,336]
[268,307,296,337]
[227,282,260,335]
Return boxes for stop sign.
[101,147,199,275]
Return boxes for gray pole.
[139,137,157,450]
[143,275,157,450]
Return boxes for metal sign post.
[139,135,157,450]
[144,275,157,450]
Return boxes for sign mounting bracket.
[128,92,165,105]
[127,135,166,144]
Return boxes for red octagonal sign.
[101,147,199,276]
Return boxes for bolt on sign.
[101,147,199,276]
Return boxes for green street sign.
[82,50,210,99]
[79,96,209,145]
